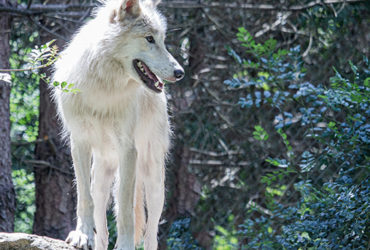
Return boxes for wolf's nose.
[174,69,184,80]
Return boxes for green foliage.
[9,32,40,234]
[223,28,369,249]
[252,125,269,141]
[278,180,369,249]
[239,180,369,249]
[213,215,239,250]
[4,40,80,94]
[107,209,117,250]
[9,36,40,141]
[26,40,59,70]
[167,218,202,249]
[12,169,35,233]
[26,41,80,93]
[8,39,79,142]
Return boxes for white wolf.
[52,0,184,249]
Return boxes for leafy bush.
[9,35,38,234]
[238,179,369,249]
[278,179,369,249]
[221,28,369,249]
[12,169,35,233]
[167,218,201,250]
[9,37,40,142]
[213,220,239,250]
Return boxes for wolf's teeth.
[154,81,159,88]
[137,61,145,73]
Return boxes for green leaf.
[317,94,328,100]
[364,77,370,88]
[264,38,277,52]
[348,60,358,74]
[265,158,281,167]
[266,158,288,168]
[253,125,269,141]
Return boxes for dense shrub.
[12,169,35,233]
[167,218,202,249]
[220,28,370,249]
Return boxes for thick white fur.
[53,0,183,249]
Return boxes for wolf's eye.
[145,36,155,44]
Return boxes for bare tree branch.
[29,16,68,41]
[189,147,240,157]
[0,0,365,17]
[0,3,97,15]
[23,160,74,176]
[189,159,248,167]
[162,0,364,10]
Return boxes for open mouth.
[133,59,164,93]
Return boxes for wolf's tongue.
[143,63,158,82]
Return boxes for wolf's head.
[108,0,184,93]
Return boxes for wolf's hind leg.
[66,137,95,250]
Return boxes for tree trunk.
[33,77,76,239]
[160,21,204,249]
[32,22,77,240]
[0,0,16,232]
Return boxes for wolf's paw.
[66,230,94,250]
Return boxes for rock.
[0,232,76,250]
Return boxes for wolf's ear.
[111,0,141,23]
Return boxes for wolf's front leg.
[66,137,95,250]
[91,152,118,250]
[141,148,166,250]
[114,143,137,250]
